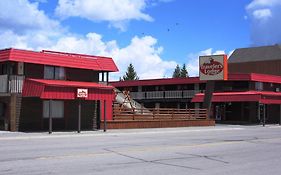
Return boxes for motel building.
[0,48,118,132]
[112,45,281,124]
[1,45,281,132]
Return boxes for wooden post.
[78,100,81,133]
[279,104,281,125]
[106,72,109,85]
[101,72,104,82]
[93,100,98,130]
[49,100,52,134]
[203,81,215,119]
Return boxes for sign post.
[199,55,228,119]
[77,88,88,133]
[259,103,265,127]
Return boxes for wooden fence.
[113,107,208,121]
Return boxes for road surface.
[0,125,281,175]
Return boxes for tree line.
[121,63,188,81]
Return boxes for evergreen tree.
[122,63,139,80]
[180,64,188,77]
[172,64,181,78]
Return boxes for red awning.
[22,79,115,101]
[191,91,281,104]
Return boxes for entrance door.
[215,104,225,121]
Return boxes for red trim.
[191,91,281,104]
[0,48,118,72]
[111,73,281,87]
[223,55,228,80]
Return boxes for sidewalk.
[0,124,280,140]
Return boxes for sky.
[0,0,281,80]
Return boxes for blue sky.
[0,0,281,80]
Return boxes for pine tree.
[122,63,139,80]
[180,64,188,77]
[172,64,181,78]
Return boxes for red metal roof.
[0,48,118,72]
[22,79,115,100]
[191,91,281,104]
[111,73,281,87]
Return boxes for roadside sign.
[199,55,228,80]
[77,88,88,98]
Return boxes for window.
[255,82,263,91]
[43,101,64,118]
[44,66,65,80]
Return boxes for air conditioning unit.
[276,88,280,92]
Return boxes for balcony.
[0,75,24,94]
[130,90,204,100]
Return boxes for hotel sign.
[199,55,228,80]
[77,88,88,98]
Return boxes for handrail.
[130,90,204,99]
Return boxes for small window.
[43,101,64,118]
[255,82,263,91]
[44,66,65,80]
[44,66,54,79]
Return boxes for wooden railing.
[0,75,24,93]
[113,107,208,121]
[130,90,204,99]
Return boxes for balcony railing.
[0,75,24,93]
[130,90,204,100]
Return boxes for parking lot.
[1,125,281,175]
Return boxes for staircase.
[114,88,151,114]
[10,94,22,131]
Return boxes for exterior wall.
[229,60,281,76]
[19,97,43,131]
[24,63,44,79]
[24,63,100,82]
[19,98,98,131]
[100,100,113,120]
[63,100,97,130]
[267,104,280,123]
[66,68,99,82]
[0,96,10,130]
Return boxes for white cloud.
[111,36,177,80]
[0,1,175,80]
[186,48,227,77]
[44,33,176,80]
[55,0,153,31]
[246,0,281,45]
[247,0,281,9]
[0,0,60,33]
[0,0,65,50]
[252,9,272,19]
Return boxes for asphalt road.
[1,125,281,175]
